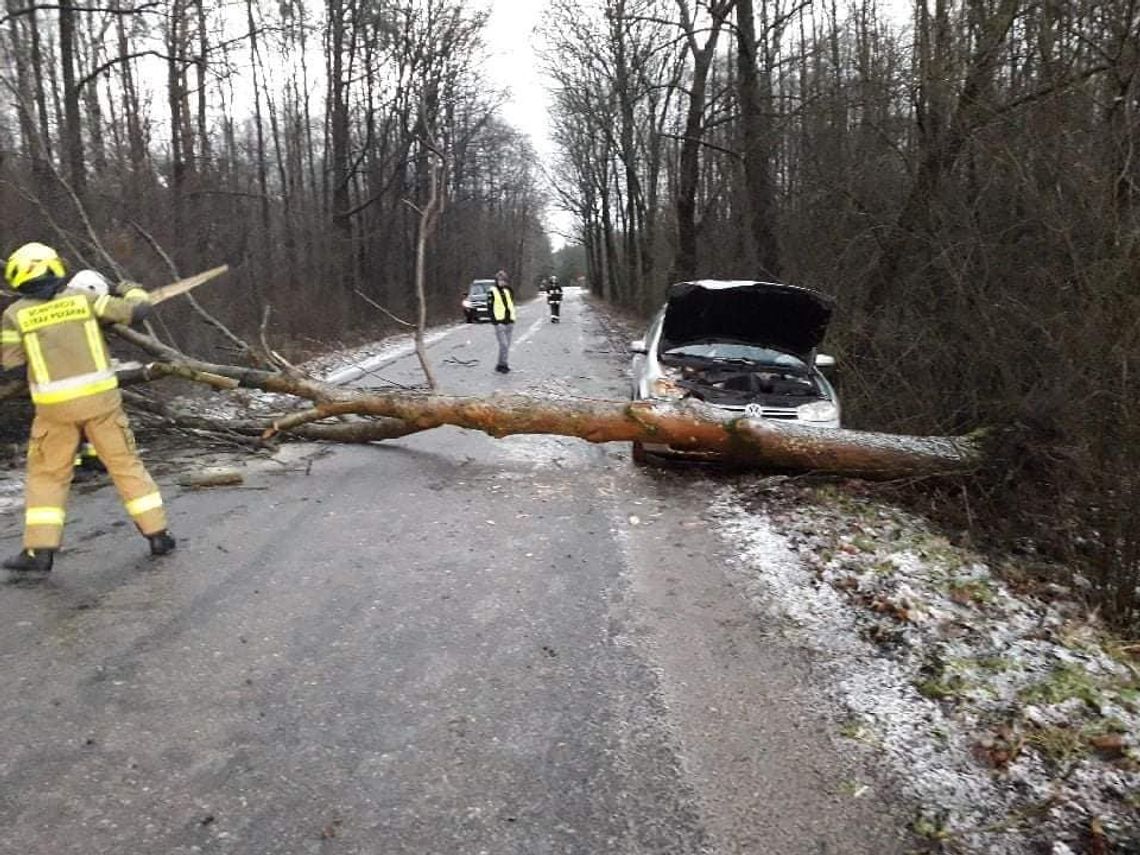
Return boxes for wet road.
[0,290,910,854]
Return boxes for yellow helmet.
[5,242,66,290]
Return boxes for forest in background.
[0,0,1136,628]
[544,0,1139,629]
[0,0,550,359]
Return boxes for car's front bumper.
[634,398,839,460]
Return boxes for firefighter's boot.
[3,548,55,574]
[148,530,177,556]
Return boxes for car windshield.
[662,342,807,370]
[468,283,491,295]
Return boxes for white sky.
[482,1,556,161]
[480,0,573,247]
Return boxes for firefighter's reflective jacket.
[1,285,147,418]
[489,284,516,324]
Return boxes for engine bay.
[662,358,824,407]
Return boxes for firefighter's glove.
[114,280,151,303]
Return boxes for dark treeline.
[546,0,1140,628]
[0,0,550,358]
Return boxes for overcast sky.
[483,1,554,159]
[480,0,568,243]
[476,0,913,249]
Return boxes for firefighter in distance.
[545,275,563,323]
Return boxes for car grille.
[718,405,799,419]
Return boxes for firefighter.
[68,270,112,479]
[546,275,563,323]
[0,243,176,574]
[488,269,517,373]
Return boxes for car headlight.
[796,400,839,422]
[461,299,472,308]
[650,377,686,399]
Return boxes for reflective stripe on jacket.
[490,285,516,323]
[1,287,139,406]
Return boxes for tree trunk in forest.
[59,0,86,198]
[673,0,736,281]
[80,28,107,174]
[6,0,51,191]
[195,0,210,169]
[247,0,271,242]
[328,0,352,251]
[116,4,147,176]
[27,5,53,163]
[864,0,1020,313]
[167,0,188,237]
[410,143,444,390]
[735,0,781,279]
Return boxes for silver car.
[629,280,841,463]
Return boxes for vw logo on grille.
[744,403,764,418]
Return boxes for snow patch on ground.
[709,482,1139,853]
[155,325,469,427]
[304,324,462,385]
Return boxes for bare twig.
[408,135,446,391]
[352,289,414,328]
[129,219,264,364]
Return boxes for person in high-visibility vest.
[0,243,176,574]
[488,269,517,373]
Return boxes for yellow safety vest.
[490,285,516,323]
[0,287,140,406]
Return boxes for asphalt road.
[0,290,912,854]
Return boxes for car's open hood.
[660,280,833,359]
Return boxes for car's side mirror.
[630,339,648,355]
[814,353,836,368]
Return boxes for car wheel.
[631,441,649,466]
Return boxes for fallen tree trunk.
[140,360,984,481]
[2,315,985,481]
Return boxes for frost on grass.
[709,481,1139,854]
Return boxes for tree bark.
[864,0,1020,312]
[735,0,781,278]
[410,142,444,390]
[2,312,984,483]
[673,0,736,280]
[113,349,983,481]
[59,0,85,197]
